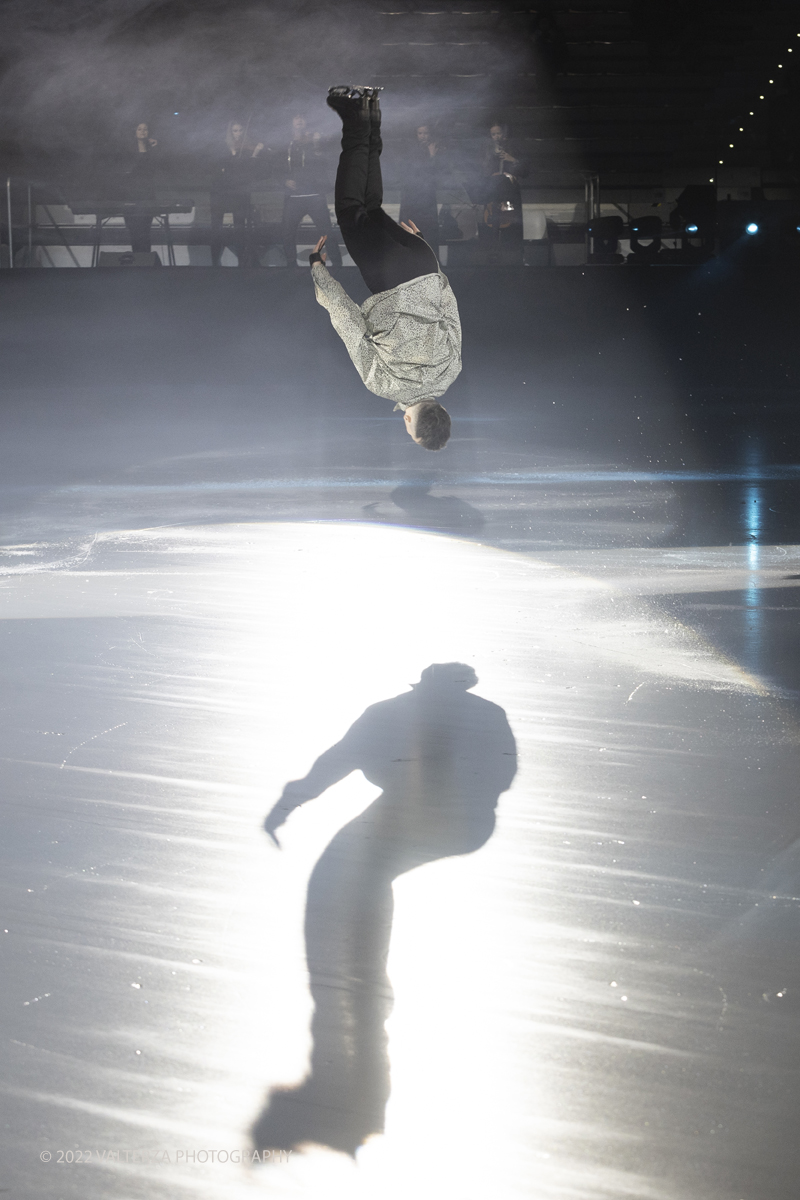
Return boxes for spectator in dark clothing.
[210,120,265,267]
[399,123,440,250]
[478,122,529,243]
[122,122,159,254]
[282,114,341,268]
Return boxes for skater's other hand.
[286,179,296,190]
[400,219,422,237]
[309,235,327,266]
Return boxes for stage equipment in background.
[717,191,800,258]
[669,185,717,261]
[98,251,162,267]
[627,215,662,263]
[62,201,193,267]
[587,215,624,265]
[447,239,524,267]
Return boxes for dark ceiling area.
[0,1,798,184]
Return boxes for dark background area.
[1,0,799,185]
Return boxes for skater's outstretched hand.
[309,235,327,266]
[400,219,423,237]
[264,801,288,847]
[264,780,315,847]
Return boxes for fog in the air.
[0,0,529,162]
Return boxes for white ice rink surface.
[3,521,799,1200]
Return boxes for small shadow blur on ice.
[363,480,485,535]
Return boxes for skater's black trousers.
[334,115,438,295]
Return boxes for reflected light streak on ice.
[0,523,774,1200]
[742,483,765,672]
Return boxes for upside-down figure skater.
[310,86,461,451]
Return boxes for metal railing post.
[585,177,591,259]
[6,176,13,267]
[41,205,82,268]
[584,174,600,261]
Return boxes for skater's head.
[489,123,508,145]
[291,114,308,139]
[404,401,451,451]
[416,124,432,144]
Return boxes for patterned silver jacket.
[311,263,462,410]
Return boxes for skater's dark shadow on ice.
[252,663,516,1156]
[363,481,485,535]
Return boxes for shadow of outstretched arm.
[264,733,361,845]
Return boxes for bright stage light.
[671,185,716,259]
[746,222,759,234]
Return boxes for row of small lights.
[706,31,799,236]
